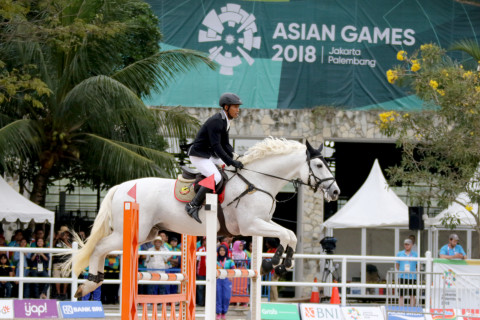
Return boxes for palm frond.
[58,75,156,142]
[151,107,200,144]
[114,140,177,177]
[80,134,173,182]
[112,49,217,96]
[0,119,40,165]
[450,39,480,61]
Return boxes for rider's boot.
[185,186,209,223]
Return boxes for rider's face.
[226,105,240,119]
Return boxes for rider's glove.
[231,160,244,169]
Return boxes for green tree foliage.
[0,0,216,205]
[379,43,480,239]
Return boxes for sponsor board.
[386,306,425,320]
[0,300,13,319]
[59,301,104,318]
[460,309,480,320]
[427,309,456,320]
[261,303,300,320]
[341,306,385,320]
[300,304,342,319]
[13,300,58,318]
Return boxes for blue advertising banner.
[386,306,425,319]
[59,301,104,318]
[145,0,480,110]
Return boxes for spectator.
[145,236,169,295]
[0,254,13,297]
[30,228,47,247]
[8,230,23,261]
[408,235,418,254]
[232,240,248,264]
[14,238,31,298]
[78,230,87,243]
[8,230,23,248]
[245,241,252,259]
[52,226,72,300]
[138,241,153,294]
[0,236,9,257]
[166,237,181,294]
[196,237,207,306]
[216,244,235,320]
[159,232,169,248]
[439,233,466,259]
[29,238,49,299]
[396,238,418,307]
[217,236,232,257]
[102,254,120,304]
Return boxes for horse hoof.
[274,265,287,277]
[261,260,273,275]
[74,286,84,298]
[271,245,284,266]
[285,260,295,270]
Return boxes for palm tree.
[0,0,215,205]
[450,39,480,71]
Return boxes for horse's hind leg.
[75,232,123,298]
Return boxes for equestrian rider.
[185,93,244,223]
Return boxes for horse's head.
[305,140,340,202]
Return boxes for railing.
[6,246,478,317]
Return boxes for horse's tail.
[66,185,118,277]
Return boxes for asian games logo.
[198,3,261,75]
[347,307,362,320]
[443,269,456,288]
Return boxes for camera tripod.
[321,257,340,283]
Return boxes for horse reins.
[224,152,337,209]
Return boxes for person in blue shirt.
[396,238,418,307]
[439,233,466,260]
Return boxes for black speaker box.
[409,206,424,230]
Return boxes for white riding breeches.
[189,156,225,184]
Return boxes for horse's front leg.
[270,221,297,270]
[238,219,292,276]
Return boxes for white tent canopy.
[323,159,408,229]
[0,175,54,223]
[428,192,477,227]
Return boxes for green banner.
[261,303,300,320]
[145,0,480,110]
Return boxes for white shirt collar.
[222,110,230,130]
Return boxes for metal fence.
[386,270,480,317]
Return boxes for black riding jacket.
[187,111,235,166]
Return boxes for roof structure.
[323,159,408,229]
[0,175,54,223]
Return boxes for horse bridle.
[225,149,337,208]
[306,151,337,193]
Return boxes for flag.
[198,175,216,193]
[127,183,137,202]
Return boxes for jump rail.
[121,202,196,320]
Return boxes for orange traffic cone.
[330,280,341,304]
[310,277,320,303]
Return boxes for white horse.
[69,138,340,297]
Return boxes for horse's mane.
[239,137,305,165]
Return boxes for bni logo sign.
[198,3,261,75]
